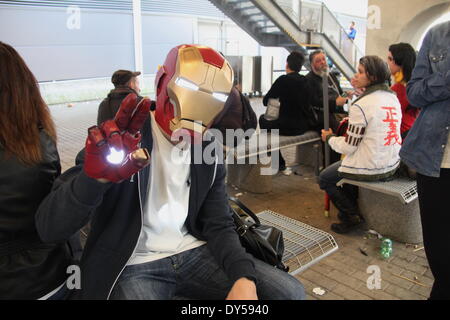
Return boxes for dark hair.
[287,51,305,72]
[309,50,325,64]
[388,43,417,82]
[0,41,56,165]
[359,55,391,86]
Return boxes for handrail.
[272,0,364,71]
[211,0,362,79]
[321,3,364,61]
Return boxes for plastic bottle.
[380,238,393,259]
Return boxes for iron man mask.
[154,45,234,140]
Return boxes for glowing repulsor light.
[106,147,125,164]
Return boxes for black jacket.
[261,72,312,135]
[35,117,256,299]
[305,71,345,131]
[97,86,141,125]
[0,130,72,299]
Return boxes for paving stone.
[412,248,427,258]
[314,290,345,300]
[327,270,365,290]
[351,270,389,291]
[409,284,432,298]
[412,256,431,269]
[295,276,343,300]
[423,268,434,280]
[335,246,374,265]
[368,258,405,276]
[331,253,374,273]
[316,257,358,276]
[333,284,373,300]
[355,284,399,300]
[300,269,339,291]
[394,249,418,263]
[390,257,428,275]
[306,294,318,301]
[309,262,335,276]
[401,270,434,287]
[384,284,426,300]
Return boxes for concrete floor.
[50,97,433,300]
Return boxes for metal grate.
[256,210,339,276]
[337,178,418,204]
[232,131,320,160]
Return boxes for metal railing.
[273,0,364,71]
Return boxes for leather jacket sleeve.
[35,150,113,243]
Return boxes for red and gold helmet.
[154,45,234,139]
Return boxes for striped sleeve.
[328,104,367,155]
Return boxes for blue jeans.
[47,284,68,300]
[318,161,342,196]
[319,161,360,217]
[109,245,305,300]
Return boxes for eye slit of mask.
[212,92,228,102]
[175,77,199,91]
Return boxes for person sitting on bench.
[319,55,402,234]
[259,51,313,175]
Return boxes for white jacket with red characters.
[327,85,402,180]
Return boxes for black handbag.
[229,197,288,272]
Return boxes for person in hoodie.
[97,69,142,125]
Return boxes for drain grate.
[256,210,339,275]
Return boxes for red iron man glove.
[84,93,151,183]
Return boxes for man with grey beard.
[306,50,352,163]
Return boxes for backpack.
[211,87,257,147]
[239,91,257,131]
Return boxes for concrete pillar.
[366,0,450,57]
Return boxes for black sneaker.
[337,211,364,223]
[331,215,362,234]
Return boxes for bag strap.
[228,197,261,226]
[239,91,253,125]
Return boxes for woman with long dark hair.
[319,56,402,234]
[387,43,419,138]
[0,42,72,299]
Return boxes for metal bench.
[337,177,422,243]
[256,210,339,275]
[226,131,321,193]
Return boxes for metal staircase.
[208,0,364,80]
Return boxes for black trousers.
[416,169,450,300]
